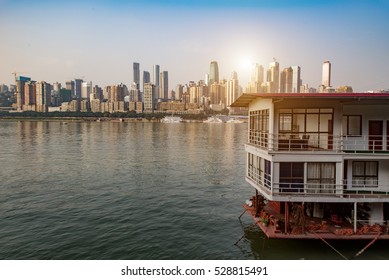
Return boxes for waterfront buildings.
[233,92,389,240]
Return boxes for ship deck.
[243,204,389,240]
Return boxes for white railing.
[247,168,389,198]
[249,130,389,153]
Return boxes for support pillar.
[285,202,289,233]
[354,202,357,233]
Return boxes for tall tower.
[35,81,51,112]
[209,61,219,85]
[280,67,293,93]
[81,81,92,100]
[247,63,264,93]
[291,66,301,93]
[143,83,155,112]
[322,60,331,88]
[160,71,169,101]
[267,60,279,93]
[133,62,140,89]
[143,71,150,85]
[153,65,160,99]
[226,71,239,107]
[74,79,83,99]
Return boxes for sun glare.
[240,56,252,69]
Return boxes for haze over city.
[1,0,389,92]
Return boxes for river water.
[0,120,388,260]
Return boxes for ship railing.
[247,168,272,191]
[267,182,389,198]
[356,219,388,225]
[248,130,389,153]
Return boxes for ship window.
[279,162,304,192]
[307,163,336,193]
[343,115,362,136]
[352,161,378,187]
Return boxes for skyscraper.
[267,60,279,93]
[35,81,51,112]
[143,71,150,85]
[160,71,169,101]
[66,81,75,97]
[133,62,140,89]
[143,83,155,112]
[209,61,219,85]
[246,63,264,93]
[153,65,160,100]
[15,76,31,110]
[74,79,83,99]
[322,60,331,88]
[226,71,239,107]
[81,81,92,100]
[291,66,301,93]
[280,67,293,93]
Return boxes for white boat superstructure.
[232,93,389,240]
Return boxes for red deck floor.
[243,204,389,240]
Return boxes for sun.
[239,56,252,69]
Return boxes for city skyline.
[1,0,389,92]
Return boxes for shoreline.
[0,116,208,123]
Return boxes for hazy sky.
[1,0,388,92]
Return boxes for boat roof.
[231,92,389,107]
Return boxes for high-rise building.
[133,62,140,89]
[175,84,184,101]
[322,60,331,88]
[291,66,301,93]
[160,71,168,101]
[246,63,264,93]
[36,81,51,112]
[143,71,150,85]
[280,67,293,93]
[66,81,75,97]
[24,81,36,106]
[209,61,219,85]
[15,76,31,110]
[81,81,92,100]
[74,79,83,99]
[130,83,140,102]
[153,65,160,100]
[143,83,155,112]
[267,61,279,93]
[226,71,239,107]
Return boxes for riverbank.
[0,116,159,123]
[0,116,209,123]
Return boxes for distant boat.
[226,118,244,123]
[203,116,223,123]
[160,116,183,123]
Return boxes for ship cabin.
[232,93,389,239]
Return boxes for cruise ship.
[232,93,389,241]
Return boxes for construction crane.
[11,71,28,82]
